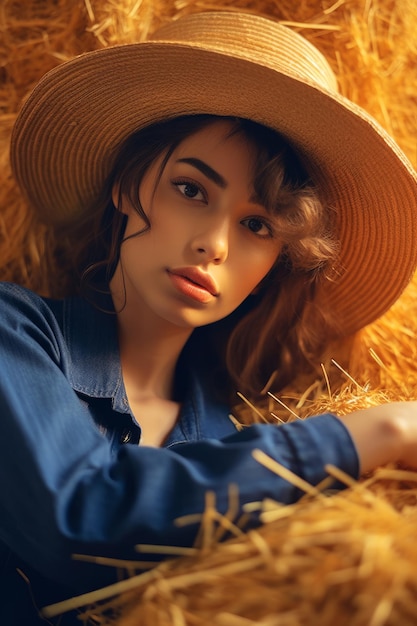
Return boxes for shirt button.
[120,429,132,444]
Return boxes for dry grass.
[41,464,417,625]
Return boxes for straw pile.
[45,465,417,626]
[2,0,417,624]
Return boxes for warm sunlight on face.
[111,120,282,330]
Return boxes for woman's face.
[111,120,282,330]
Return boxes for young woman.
[3,10,417,625]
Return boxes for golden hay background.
[2,0,417,624]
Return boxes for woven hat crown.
[151,12,338,93]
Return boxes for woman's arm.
[3,283,417,597]
[340,402,417,474]
[0,283,357,595]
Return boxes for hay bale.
[42,466,417,625]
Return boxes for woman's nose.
[191,219,229,264]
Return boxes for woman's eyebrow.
[176,157,227,189]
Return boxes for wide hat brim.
[10,12,417,338]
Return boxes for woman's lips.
[167,267,219,303]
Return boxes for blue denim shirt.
[0,282,359,624]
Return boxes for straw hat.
[10,11,417,337]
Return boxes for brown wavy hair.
[74,114,339,399]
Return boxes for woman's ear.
[112,182,130,215]
[111,183,121,210]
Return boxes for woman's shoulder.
[0,284,92,353]
[0,281,65,323]
[0,281,43,301]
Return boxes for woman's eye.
[174,181,205,201]
[241,217,273,238]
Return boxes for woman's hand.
[340,402,417,474]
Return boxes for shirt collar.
[49,293,236,440]
[57,294,128,412]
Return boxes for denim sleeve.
[0,283,359,593]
